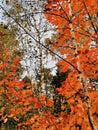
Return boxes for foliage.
[44,0,98,130]
[0,49,55,129]
[0,24,18,51]
[52,67,70,114]
[0,0,98,130]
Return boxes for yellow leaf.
[4,118,8,123]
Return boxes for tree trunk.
[68,0,97,129]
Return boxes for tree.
[0,0,57,98]
[0,48,34,129]
[52,66,70,114]
[1,0,98,130]
[0,26,54,130]
[0,23,23,130]
[0,2,55,129]
[0,49,54,130]
[44,0,98,130]
[0,23,41,129]
[0,24,18,51]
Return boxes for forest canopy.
[0,0,98,130]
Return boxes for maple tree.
[44,0,98,130]
[0,3,55,129]
[0,32,54,129]
[0,48,55,130]
[0,48,30,128]
[1,0,56,97]
[0,0,98,130]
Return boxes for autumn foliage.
[0,0,98,130]
[0,49,54,129]
[0,50,33,121]
[44,0,98,130]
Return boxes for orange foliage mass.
[43,0,98,130]
[0,0,98,129]
[0,50,55,129]
[16,0,98,129]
